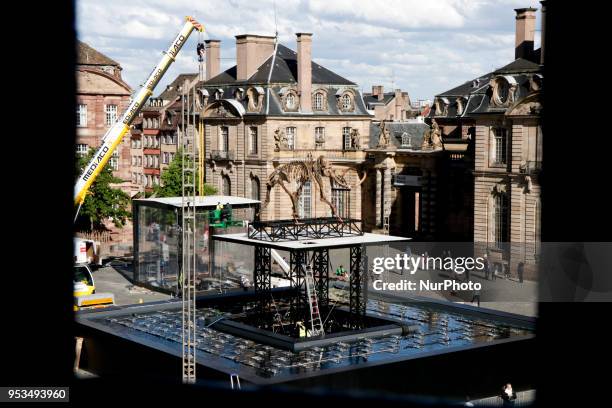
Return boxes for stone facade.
[76,41,134,194]
[430,6,544,279]
[197,34,372,221]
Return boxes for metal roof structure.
[134,195,260,208]
[213,232,409,250]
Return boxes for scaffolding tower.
[181,81,198,383]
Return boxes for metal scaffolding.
[181,82,198,383]
[349,245,367,328]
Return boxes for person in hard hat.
[213,202,223,222]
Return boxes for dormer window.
[342,94,351,110]
[215,88,224,100]
[286,93,296,109]
[235,88,244,101]
[401,132,412,148]
[490,76,518,107]
[435,98,448,116]
[337,90,355,112]
[313,92,325,110]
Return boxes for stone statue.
[377,120,390,148]
[274,128,288,151]
[421,128,432,149]
[431,119,443,149]
[350,128,361,149]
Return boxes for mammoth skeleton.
[261,154,367,221]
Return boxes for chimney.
[205,40,220,80]
[372,85,385,101]
[515,7,537,60]
[297,33,313,113]
[540,1,546,64]
[235,35,276,81]
[394,89,403,121]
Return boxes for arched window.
[313,92,324,110]
[251,177,260,200]
[342,94,352,110]
[286,93,296,109]
[222,175,231,196]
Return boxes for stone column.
[375,168,382,227]
[383,167,392,224]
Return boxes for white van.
[73,238,102,266]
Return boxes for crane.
[72,16,205,384]
[73,16,204,211]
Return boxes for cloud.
[76,0,543,100]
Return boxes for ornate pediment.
[202,99,244,119]
[506,93,542,116]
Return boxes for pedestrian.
[471,288,481,307]
[492,264,498,280]
[517,262,524,283]
[483,257,489,280]
[501,383,517,407]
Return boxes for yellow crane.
[74,16,204,211]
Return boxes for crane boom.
[74,16,204,206]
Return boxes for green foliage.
[75,151,131,230]
[153,149,217,197]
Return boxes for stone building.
[76,40,134,195]
[196,34,372,220]
[429,6,544,278]
[363,86,415,122]
[130,74,198,192]
[363,118,473,241]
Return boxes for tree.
[75,151,131,231]
[153,149,217,197]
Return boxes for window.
[342,127,351,150]
[110,151,119,171]
[76,104,87,127]
[493,193,509,247]
[251,177,260,200]
[76,144,89,156]
[138,156,142,166]
[105,104,118,126]
[313,93,324,110]
[492,127,507,165]
[298,181,312,218]
[342,94,352,110]
[162,152,169,164]
[286,127,296,150]
[401,132,412,148]
[332,187,349,218]
[286,93,296,109]
[219,127,229,151]
[249,127,258,155]
[222,175,231,196]
[315,127,325,148]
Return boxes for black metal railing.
[248,217,363,242]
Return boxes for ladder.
[181,82,198,384]
[304,265,324,337]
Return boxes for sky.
[76,0,542,102]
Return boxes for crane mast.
[74,16,204,207]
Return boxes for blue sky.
[77,0,542,102]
